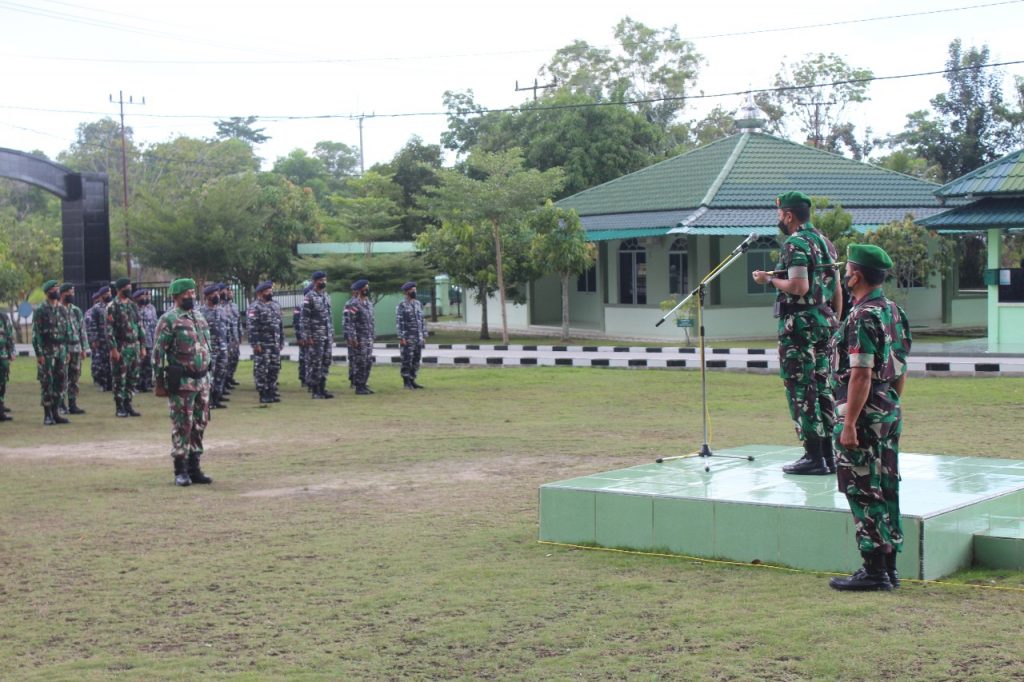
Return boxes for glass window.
[577,265,597,293]
[668,237,688,295]
[747,236,778,295]
[618,239,647,304]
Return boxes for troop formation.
[752,191,911,592]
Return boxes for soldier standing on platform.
[396,281,427,389]
[751,191,842,476]
[134,289,158,392]
[344,279,375,395]
[828,244,911,592]
[0,308,15,422]
[248,280,284,404]
[222,284,242,389]
[60,283,88,415]
[154,278,214,487]
[106,277,146,418]
[300,271,334,399]
[86,285,112,391]
[32,279,71,425]
[201,284,230,409]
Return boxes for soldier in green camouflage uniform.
[32,279,72,425]
[154,278,214,487]
[752,191,842,476]
[0,309,15,422]
[106,277,146,417]
[828,244,911,592]
[60,283,88,415]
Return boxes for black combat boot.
[187,451,213,484]
[320,381,334,399]
[829,551,893,592]
[403,376,414,389]
[885,552,901,588]
[0,402,10,421]
[782,437,829,475]
[259,390,274,404]
[311,383,324,399]
[51,405,69,424]
[355,384,372,395]
[209,392,226,409]
[68,397,86,415]
[173,456,191,486]
[821,437,836,474]
[115,397,128,417]
[125,398,141,417]
[58,399,68,415]
[43,406,55,425]
[410,379,424,389]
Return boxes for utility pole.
[357,114,366,175]
[797,99,835,149]
[515,78,558,101]
[109,91,145,278]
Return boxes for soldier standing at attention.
[300,271,334,399]
[32,279,71,425]
[60,283,88,415]
[828,244,911,592]
[86,285,112,391]
[106,277,146,417]
[201,284,230,409]
[396,281,427,389]
[751,191,842,476]
[222,285,242,390]
[248,280,284,404]
[0,308,15,422]
[133,289,158,392]
[294,283,310,389]
[344,279,375,395]
[154,278,214,487]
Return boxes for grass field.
[0,359,1022,680]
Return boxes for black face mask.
[407,291,416,300]
[315,281,326,290]
[121,288,132,298]
[62,295,73,304]
[180,297,195,310]
[219,293,228,301]
[102,295,112,303]
[777,220,789,235]
[264,293,274,301]
[47,291,60,300]
[843,274,857,291]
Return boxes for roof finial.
[735,91,768,132]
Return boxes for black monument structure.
[0,147,111,307]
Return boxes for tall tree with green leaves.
[328,171,403,242]
[370,136,443,239]
[529,202,595,340]
[863,216,955,308]
[213,116,270,146]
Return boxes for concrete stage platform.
[539,445,1024,580]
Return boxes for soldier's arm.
[893,373,906,397]
[840,367,872,448]
[831,287,843,319]
[31,311,44,359]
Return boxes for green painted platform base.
[539,445,1024,580]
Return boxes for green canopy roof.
[918,197,1024,231]
[935,149,1024,198]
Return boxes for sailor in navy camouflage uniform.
[294,283,310,388]
[344,279,375,395]
[201,283,230,409]
[248,280,284,404]
[300,271,334,399]
[85,285,112,391]
[134,288,158,392]
[222,284,242,390]
[396,281,427,389]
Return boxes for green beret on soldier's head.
[847,243,893,270]
[114,277,131,290]
[168,278,196,296]
[59,283,75,293]
[42,279,59,292]
[775,191,812,209]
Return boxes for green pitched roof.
[935,149,1024,197]
[918,198,1024,230]
[557,132,942,216]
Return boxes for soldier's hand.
[839,423,859,449]
[110,348,121,362]
[141,348,147,359]
[81,351,87,360]
[399,339,406,346]
[253,344,261,354]
[37,356,43,366]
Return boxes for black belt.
[774,302,830,318]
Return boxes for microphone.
[731,232,758,255]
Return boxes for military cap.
[311,270,327,281]
[218,282,229,290]
[203,283,221,297]
[351,278,369,291]
[113,277,131,290]
[91,291,102,302]
[255,280,273,293]
[59,282,75,293]
[776,191,812,209]
[847,243,893,270]
[168,278,196,296]
[132,289,149,300]
[96,285,111,297]
[401,281,416,291]
[42,279,59,292]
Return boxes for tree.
[529,202,595,340]
[328,171,403,242]
[766,53,873,155]
[213,116,270,145]
[273,149,331,204]
[863,216,955,308]
[0,206,62,305]
[419,150,563,341]
[313,141,360,189]
[371,137,443,239]
[297,253,436,305]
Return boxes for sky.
[1,0,1022,172]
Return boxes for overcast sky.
[2,0,1022,171]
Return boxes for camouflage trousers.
[37,347,68,408]
[228,342,240,381]
[211,347,228,396]
[298,345,308,386]
[111,343,142,403]
[778,325,835,442]
[0,357,9,403]
[399,342,422,380]
[167,381,211,458]
[305,337,332,385]
[91,343,111,388]
[137,346,154,391]
[64,350,83,401]
[349,342,373,387]
[252,344,281,392]
[834,407,903,555]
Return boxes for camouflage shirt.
[343,296,375,342]
[85,301,109,348]
[105,296,145,349]
[776,223,839,330]
[200,302,230,355]
[395,298,426,344]
[224,301,241,344]
[32,301,71,353]
[0,312,14,360]
[138,303,159,348]
[154,307,213,386]
[300,289,334,342]
[247,299,285,347]
[64,303,89,353]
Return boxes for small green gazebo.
[919,150,1024,353]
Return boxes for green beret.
[59,283,75,293]
[847,244,893,270]
[113,277,131,290]
[776,191,812,209]
[168,278,197,296]
[42,279,59,292]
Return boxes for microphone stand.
[655,234,758,472]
